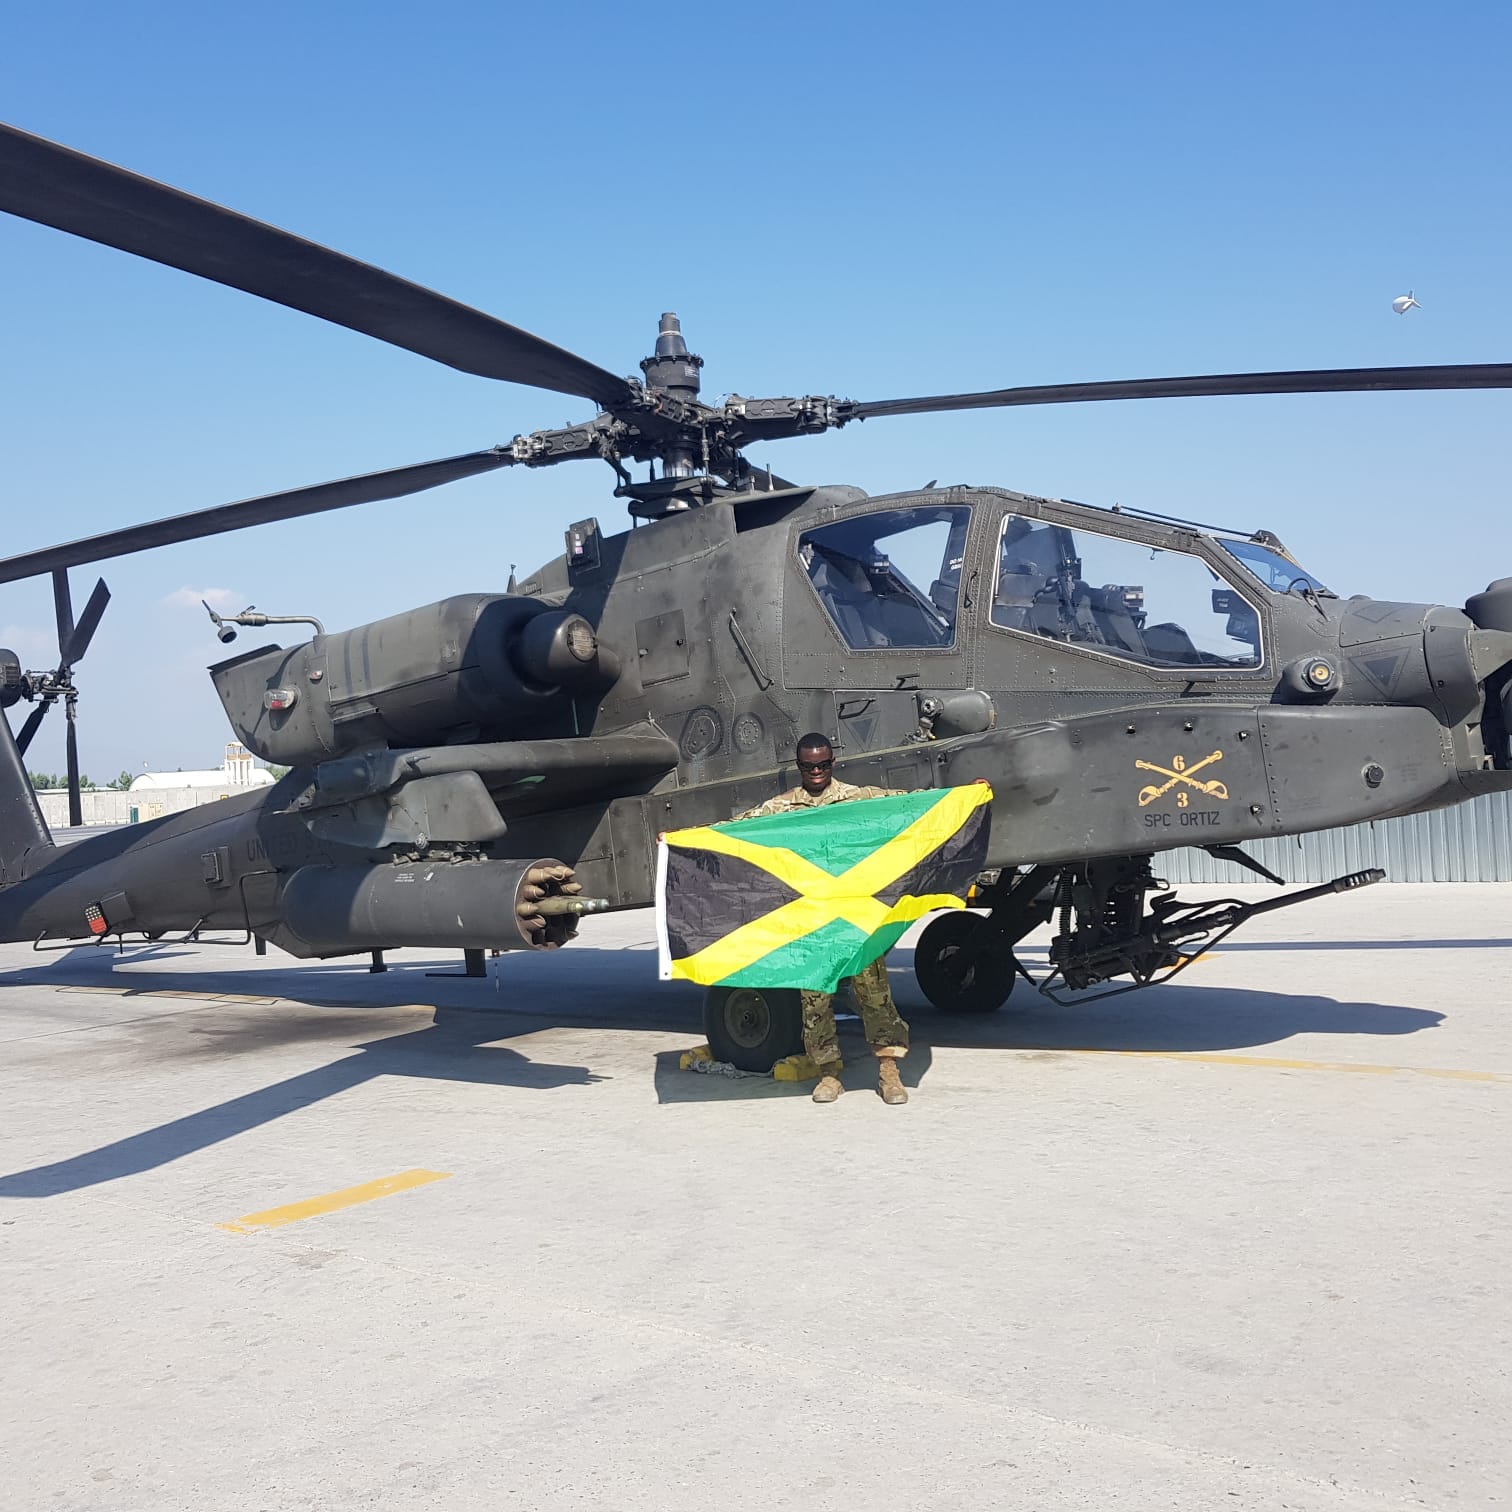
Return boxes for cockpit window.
[1217,538,1333,597]
[991,513,1261,669]
[800,506,969,650]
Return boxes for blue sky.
[2,0,1509,777]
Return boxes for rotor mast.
[613,310,734,520]
[639,313,704,479]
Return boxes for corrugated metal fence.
[1161,791,1512,883]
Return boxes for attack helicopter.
[3,119,1512,1071]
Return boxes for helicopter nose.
[1329,595,1512,770]
[1464,580,1512,766]
[1418,604,1512,743]
[1465,578,1512,635]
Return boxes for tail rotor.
[9,569,110,826]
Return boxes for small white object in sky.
[1392,291,1422,314]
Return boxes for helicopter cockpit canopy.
[1216,536,1333,597]
[991,513,1263,670]
[799,506,970,650]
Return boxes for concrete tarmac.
[1,883,1508,1510]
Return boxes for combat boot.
[877,1057,908,1105]
[812,1065,844,1103]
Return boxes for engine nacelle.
[209,595,618,767]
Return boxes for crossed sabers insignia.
[1136,749,1228,808]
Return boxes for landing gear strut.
[913,864,1057,1012]
[913,855,1384,1009]
[914,913,1016,1011]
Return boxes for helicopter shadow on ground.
[0,949,642,1201]
[915,945,1445,1052]
[650,944,1444,1103]
[0,937,1442,1183]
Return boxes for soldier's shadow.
[652,1038,936,1105]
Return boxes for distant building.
[130,742,274,792]
[36,742,275,828]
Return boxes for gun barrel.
[521,896,610,917]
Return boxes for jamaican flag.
[656,783,992,991]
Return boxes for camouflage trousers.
[800,956,910,1068]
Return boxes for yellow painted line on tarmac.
[1093,1048,1512,1084]
[217,1169,452,1235]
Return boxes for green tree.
[30,771,97,790]
[106,771,134,790]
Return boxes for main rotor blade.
[0,449,515,585]
[51,570,74,665]
[849,363,1512,420]
[62,578,111,668]
[15,702,48,757]
[0,123,633,409]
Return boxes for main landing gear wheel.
[703,985,805,1072]
[915,911,1017,1012]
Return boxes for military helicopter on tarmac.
[3,119,1512,1071]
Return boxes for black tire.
[703,985,805,1072]
[915,911,1017,1012]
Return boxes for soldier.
[736,732,911,1105]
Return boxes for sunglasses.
[797,758,833,773]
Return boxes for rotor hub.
[638,312,704,404]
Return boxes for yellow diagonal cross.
[662,784,991,983]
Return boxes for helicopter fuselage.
[4,481,1509,961]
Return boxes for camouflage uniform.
[735,778,910,1068]
[736,776,895,821]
